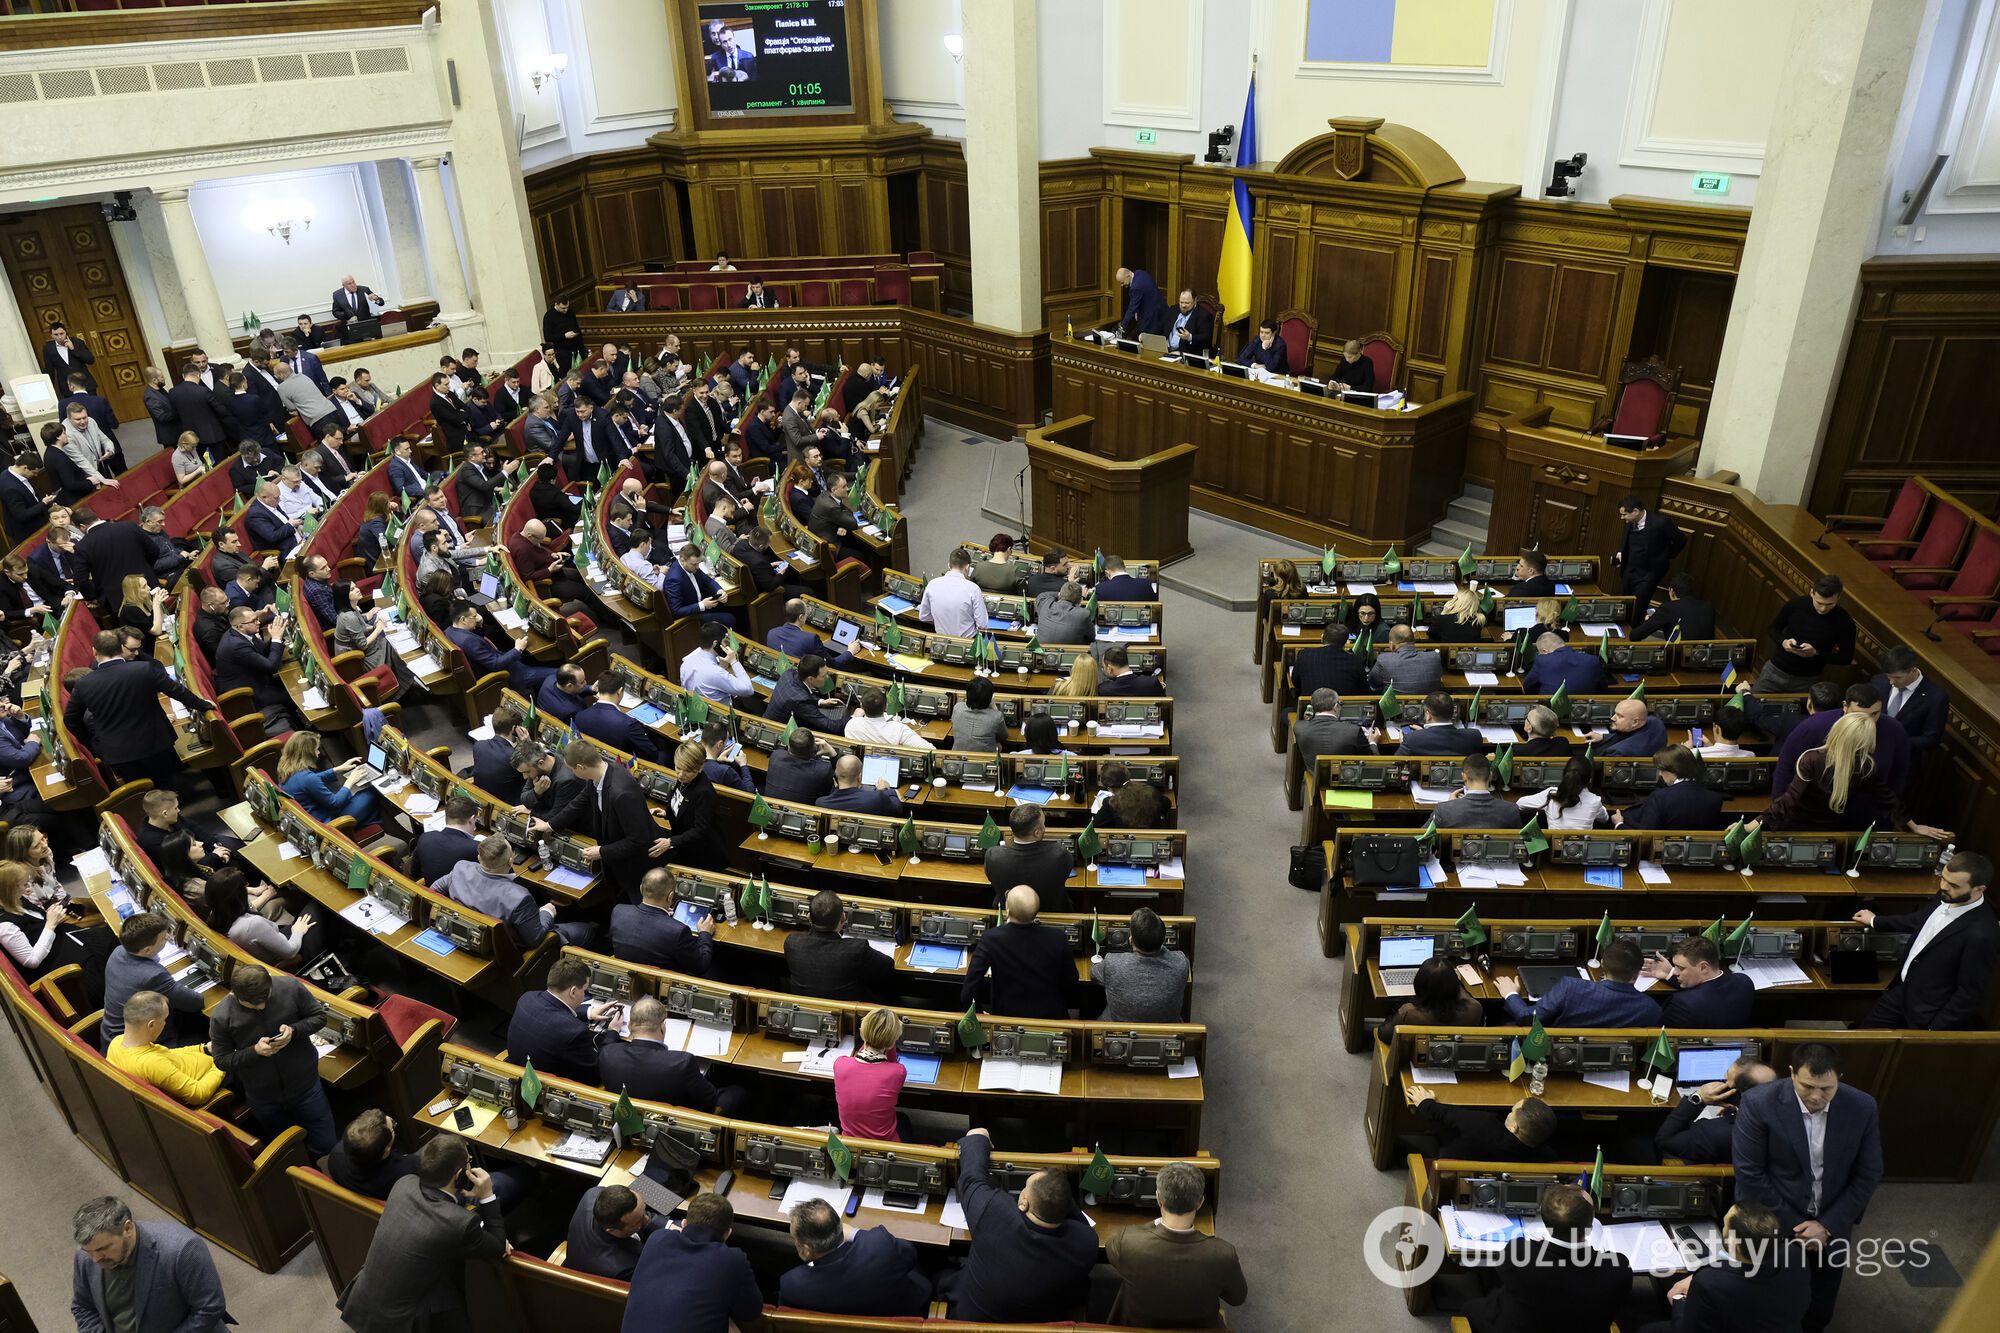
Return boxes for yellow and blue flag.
[1215,72,1257,322]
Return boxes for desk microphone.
[1921,616,1943,643]
[1810,519,1832,552]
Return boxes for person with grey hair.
[1294,687,1376,767]
[136,504,196,581]
[1106,1161,1246,1327]
[1517,702,1573,757]
[778,1195,932,1315]
[1034,580,1096,646]
[71,1195,229,1332]
[511,740,589,836]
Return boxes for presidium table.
[1048,337,1477,549]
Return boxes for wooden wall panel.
[1546,266,1619,378]
[1414,254,1452,359]
[1308,240,1396,348]
[1487,259,1555,366]
[758,187,793,256]
[836,180,873,255]
[1177,212,1225,303]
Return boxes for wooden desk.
[1050,338,1477,547]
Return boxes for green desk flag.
[347,856,371,891]
[958,1003,987,1049]
[1382,546,1401,579]
[825,1128,853,1181]
[780,716,798,744]
[1478,588,1497,619]
[1850,823,1874,872]
[1548,682,1571,720]
[41,612,58,637]
[1090,910,1104,953]
[1467,687,1484,725]
[614,1087,644,1142]
[1075,819,1102,863]
[1492,744,1514,788]
[1628,680,1646,701]
[1356,627,1374,657]
[519,1057,543,1109]
[881,620,903,652]
[1595,911,1614,959]
[1320,547,1338,581]
[1457,544,1476,578]
[1084,589,1098,621]
[1721,819,1746,861]
[1703,915,1725,946]
[1414,815,1438,851]
[897,815,919,857]
[1723,914,1756,958]
[1561,594,1580,625]
[747,793,773,828]
[1455,903,1488,948]
[886,681,906,715]
[1643,1028,1677,1075]
[1519,814,1549,856]
[1377,683,1398,721]
[1409,593,1425,626]
[1521,1014,1551,1064]
[1587,1145,1605,1204]
[1738,822,1763,868]
[1081,1144,1115,1198]
[976,813,1002,851]
[1598,631,1611,662]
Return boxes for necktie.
[1890,688,1906,717]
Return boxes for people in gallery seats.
[1853,850,1995,1030]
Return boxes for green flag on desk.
[1320,547,1338,582]
[1382,546,1402,580]
[1737,822,1763,869]
[779,716,798,746]
[1702,914,1725,946]
[1519,814,1550,857]
[825,1128,854,1181]
[1454,903,1487,949]
[1548,682,1571,720]
[897,815,919,857]
[1595,911,1614,960]
[1081,1144,1115,1198]
[613,1086,644,1142]
[1479,588,1498,620]
[1598,630,1612,662]
[1851,823,1874,871]
[40,611,58,638]
[1520,1014,1550,1064]
[1492,744,1513,789]
[1457,544,1477,579]
[1723,914,1756,959]
[1561,595,1581,626]
[886,681,906,716]
[1084,589,1098,621]
[1586,1146,1605,1205]
[1356,626,1374,657]
[1415,815,1438,852]
[518,1057,543,1110]
[1075,819,1102,863]
[958,1003,987,1049]
[1467,688,1483,726]
[1408,593,1425,627]
[881,619,903,652]
[976,813,1002,851]
[1627,680,1646,701]
[747,793,773,829]
[1376,682,1398,722]
[347,856,371,891]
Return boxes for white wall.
[504,0,679,175]
[882,0,965,137]
[1874,0,2000,255]
[188,165,394,327]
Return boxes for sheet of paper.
[1463,671,1500,686]
[1321,789,1374,810]
[1484,865,1528,886]
[1455,865,1499,888]
[1583,867,1624,889]
[1279,625,1302,637]
[277,840,303,861]
[1734,955,1813,989]
[685,1022,731,1057]
[865,938,897,957]
[406,654,442,677]
[1629,974,1659,992]
[467,723,496,741]
[908,943,967,971]
[1411,1068,1458,1084]
[798,1034,857,1078]
[939,1188,968,1231]
[156,941,189,966]
[1595,1221,1679,1274]
[1423,855,1450,886]
[1346,582,1377,594]
[1414,581,1458,595]
[1636,859,1672,884]
[439,1098,501,1137]
[1410,783,1456,805]
[887,652,931,674]
[1579,623,1621,638]
[781,1177,855,1213]
[1156,855,1186,880]
[339,896,410,935]
[660,1017,693,1050]
[861,1187,929,1214]
[545,866,594,890]
[1440,1206,1523,1253]
[1457,962,1486,989]
[1478,724,1519,743]
[72,847,111,879]
[1583,1070,1631,1093]
[1166,1058,1200,1079]
[405,793,439,816]
[301,687,330,712]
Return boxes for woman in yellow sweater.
[106,990,224,1107]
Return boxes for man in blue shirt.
[1521,631,1607,697]
[1114,266,1168,337]
[1496,938,1662,1027]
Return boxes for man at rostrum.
[982,803,1075,911]
[785,888,896,1002]
[338,1134,507,1333]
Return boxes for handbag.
[1351,834,1420,886]
[1287,844,1325,892]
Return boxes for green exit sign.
[1135,127,1158,145]
[1691,172,1732,196]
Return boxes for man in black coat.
[190,587,233,667]
[63,629,214,790]
[1162,288,1214,356]
[1634,572,1717,642]
[784,889,896,1002]
[1655,1059,1775,1164]
[1854,850,1996,1030]
[1612,494,1686,626]
[562,1185,661,1283]
[981,804,1076,912]
[1289,624,1369,697]
[566,743,666,902]
[1662,1200,1812,1332]
[1406,1086,1557,1162]
[76,510,154,596]
[1870,644,1949,755]
[166,364,229,459]
[1612,744,1725,831]
[764,730,835,804]
[1465,1183,1632,1333]
[42,432,99,508]
[1506,550,1558,600]
[41,323,96,393]
[215,607,301,737]
[780,1198,931,1317]
[961,887,1075,1019]
[505,956,618,1083]
[0,456,50,545]
[598,995,746,1113]
[610,870,714,974]
[764,656,846,734]
[28,523,85,606]
[337,1135,507,1333]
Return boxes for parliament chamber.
[2,1,2000,1332]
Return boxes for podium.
[1489,406,1702,559]
[1024,417,1196,562]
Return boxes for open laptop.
[1675,1046,1742,1086]
[350,742,388,788]
[1377,935,1436,997]
[469,571,501,608]
[1516,965,1579,1000]
[1137,332,1169,357]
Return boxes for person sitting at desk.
[100,912,206,1047]
[765,653,847,735]
[1378,955,1483,1046]
[1114,265,1168,336]
[1105,1162,1248,1329]
[677,624,755,711]
[1661,1200,1812,1331]
[206,527,271,588]
[1162,288,1215,356]
[1434,753,1522,828]
[1291,624,1369,697]
[1496,938,1662,1027]
[106,991,223,1107]
[1513,705,1573,758]
[770,599,853,667]
[962,886,1075,1019]
[225,564,277,617]
[511,740,591,837]
[1370,625,1443,698]
[1237,319,1288,374]
[1406,1084,1557,1163]
[780,1196,931,1317]
[766,730,837,804]
[665,543,735,629]
[446,603,555,694]
[1098,644,1164,696]
[833,1007,908,1143]
[1094,554,1157,603]
[1853,850,1996,1031]
[438,834,589,950]
[469,705,530,805]
[1024,549,1076,599]
[1426,589,1488,644]
[817,754,906,816]
[951,675,1009,753]
[564,1185,660,1283]
[1092,906,1187,1023]
[1734,679,1840,750]
[1035,581,1096,646]
[1655,1058,1777,1164]
[1522,631,1607,697]
[1296,689,1378,767]
[276,731,383,830]
[1614,744,1726,831]
[206,867,325,971]
[1464,1183,1631,1333]
[1695,706,1760,761]
[386,435,429,501]
[970,533,1026,594]
[983,804,1075,912]
[1508,550,1558,600]
[601,995,745,1114]
[622,1194,763,1333]
[1587,697,1667,757]
[610,868,714,975]
[785,889,896,1003]
[217,605,301,737]
[844,687,934,751]
[949,1127,1098,1322]
[505,955,619,1083]
[1634,571,1716,642]
[244,480,299,559]
[1775,684,1911,797]
[1329,338,1376,393]
[411,797,481,883]
[1642,933,1756,1027]
[328,1109,419,1201]
[573,671,663,763]
[1396,691,1486,758]
[534,664,592,726]
[1515,756,1606,830]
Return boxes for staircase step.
[1446,498,1491,528]
[1462,482,1496,503]
[1429,518,1488,550]
[1415,540,1460,557]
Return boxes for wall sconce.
[246,200,315,244]
[528,53,570,91]
[941,34,963,62]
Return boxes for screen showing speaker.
[697,1,853,117]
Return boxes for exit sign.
[1135,127,1158,145]
[1691,172,1732,196]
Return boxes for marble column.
[154,188,237,358]
[375,159,434,307]
[0,274,42,419]
[131,190,192,348]
[1699,0,1926,504]
[409,156,474,320]
[962,0,1041,332]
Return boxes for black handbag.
[1288,844,1325,891]
[1351,834,1420,886]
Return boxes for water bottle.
[536,839,552,870]
[720,889,740,925]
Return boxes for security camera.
[100,191,137,223]
[1544,153,1587,199]
[1204,125,1236,165]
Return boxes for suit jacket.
[1733,1078,1882,1237]
[739,287,781,309]
[77,519,154,595]
[168,381,227,445]
[1118,270,1169,336]
[71,1220,228,1333]
[1673,1253,1811,1333]
[0,470,47,544]
[332,285,381,322]
[1370,647,1443,697]
[26,542,78,606]
[215,630,289,709]
[575,701,663,764]
[1094,573,1157,602]
[1465,1238,1630,1333]
[808,489,853,546]
[1099,671,1165,697]
[605,289,648,314]
[1619,778,1726,831]
[43,441,97,506]
[387,456,428,500]
[1414,1100,1554,1163]
[43,338,96,392]
[599,1036,723,1110]
[1295,714,1373,767]
[784,927,897,1002]
[778,1225,932,1318]
[817,784,905,816]
[1395,724,1487,758]
[1435,791,1522,829]
[962,921,1075,1018]
[244,500,297,557]
[453,462,501,519]
[684,397,727,463]
[1871,901,1998,1030]
[1503,977,1661,1028]
[564,1186,661,1282]
[764,749,834,804]
[1596,714,1669,757]
[411,826,480,884]
[1656,1095,1739,1164]
[1635,595,1717,642]
[610,901,712,974]
[664,559,723,620]
[587,765,665,897]
[952,1134,1097,1322]
[1618,512,1687,580]
[505,988,604,1083]
[1238,336,1288,373]
[337,1177,506,1332]
[1523,648,1607,697]
[983,838,1075,913]
[1661,969,1755,1027]
[1289,645,1369,697]
[65,658,208,764]
[764,669,842,734]
[1871,671,1948,752]
[622,1224,762,1333]
[470,735,525,805]
[1162,303,1215,353]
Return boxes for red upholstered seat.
[376,993,455,1046]
[1275,311,1316,377]
[1358,333,1400,392]
[645,284,679,311]
[873,265,912,305]
[1889,504,1971,590]
[1922,524,2000,618]
[838,278,873,306]
[1610,378,1669,439]
[907,250,936,264]
[798,280,832,307]
[1836,478,1932,565]
[687,284,720,311]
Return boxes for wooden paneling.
[1486,258,1556,367]
[1414,254,1453,360]
[1,204,151,419]
[1546,266,1619,378]
[835,180,873,256]
[918,140,973,313]
[526,148,687,308]
[1308,240,1397,356]
[1815,256,2000,519]
[1176,211,1225,303]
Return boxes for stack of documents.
[1733,956,1813,989]
[977,1056,1062,1094]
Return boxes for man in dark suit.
[411,795,482,884]
[28,522,86,606]
[1854,851,1996,1030]
[64,630,214,790]
[1290,625,1369,697]
[446,604,554,694]
[1634,572,1717,641]
[331,275,386,334]
[769,600,852,666]
[1114,266,1169,337]
[337,1135,506,1333]
[41,322,97,392]
[599,995,745,1113]
[1521,632,1608,696]
[784,889,896,1002]
[1655,1058,1775,1164]
[683,380,729,465]
[1507,550,1558,600]
[243,481,299,559]
[469,706,528,805]
[1405,1087,1556,1162]
[1162,289,1215,356]
[739,278,780,309]
[950,1128,1097,1322]
[567,743,668,902]
[605,283,648,314]
[1871,644,1948,755]
[1098,646,1165,696]
[505,956,618,1083]
[1395,692,1487,758]
[0,455,50,545]
[1733,1044,1883,1331]
[765,730,836,804]
[1093,556,1156,603]
[611,869,714,974]
[982,804,1075,912]
[1592,697,1669,758]
[962,887,1075,1019]
[69,1197,229,1333]
[555,398,619,479]
[42,428,99,508]
[427,373,467,451]
[1614,744,1726,831]
[623,1195,762,1333]
[1465,1184,1631,1333]
[75,509,154,596]
[817,754,906,816]
[562,1185,660,1282]
[573,673,663,763]
[1613,493,1687,625]
[705,22,757,79]
[216,607,301,737]
[1237,320,1288,373]
[1295,688,1377,767]
[1498,939,1662,1027]
[1662,1200,1813,1331]
[228,440,283,500]
[1733,679,1839,749]
[167,363,228,458]
[514,742,593,838]
[1434,753,1522,829]
[780,1198,931,1317]
[451,445,513,521]
[1641,933,1756,1026]
[764,655,846,734]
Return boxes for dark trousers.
[253,1080,337,1157]
[109,747,189,796]
[1804,1246,1844,1332]
[1621,569,1662,626]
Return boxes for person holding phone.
[338,1134,509,1332]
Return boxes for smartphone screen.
[453,1105,475,1132]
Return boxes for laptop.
[350,742,388,788]
[1377,936,1436,997]
[860,754,903,789]
[1137,332,1169,357]
[1503,605,1540,633]
[1516,965,1579,1000]
[1675,1046,1741,1085]
[469,572,501,608]
[830,619,861,650]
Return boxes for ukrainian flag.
[1215,72,1257,322]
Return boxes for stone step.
[1447,497,1491,528]
[1428,517,1488,551]
[1462,482,1496,503]
[1415,540,1461,557]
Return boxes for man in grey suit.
[1367,624,1443,697]
[339,1134,508,1333]
[1035,582,1095,646]
[71,1196,228,1332]
[1433,753,1522,828]
[1295,688,1376,767]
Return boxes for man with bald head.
[961,886,1075,1019]
[816,754,906,816]
[1591,698,1667,757]
[506,514,596,613]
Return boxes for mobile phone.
[453,1105,475,1132]
[883,1189,922,1211]
[844,1190,863,1217]
[713,1170,735,1197]
[768,1179,787,1201]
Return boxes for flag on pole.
[1519,814,1550,856]
[1723,914,1756,958]
[976,813,1002,850]
[1457,544,1477,579]
[1382,546,1402,580]
[1585,1145,1605,1204]
[518,1057,543,1109]
[824,1128,853,1180]
[613,1087,644,1144]
[1594,911,1614,960]
[1320,546,1338,581]
[957,1003,987,1049]
[1454,902,1488,948]
[1081,1144,1116,1198]
[1215,68,1257,322]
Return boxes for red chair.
[1591,357,1680,448]
[1964,603,2000,656]
[1917,523,2000,617]
[907,249,937,264]
[838,278,872,305]
[873,265,912,305]
[1357,330,1401,392]
[1826,478,1931,565]
[644,284,679,311]
[686,284,720,311]
[722,283,750,307]
[1887,504,1971,590]
[1275,309,1317,378]
[798,280,832,307]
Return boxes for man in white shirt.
[679,622,756,706]
[844,686,935,751]
[917,547,986,641]
[275,466,322,523]
[1853,850,1996,1029]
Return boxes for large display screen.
[697,1,853,118]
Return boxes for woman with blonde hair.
[1426,588,1488,644]
[1764,713,1947,840]
[833,1007,907,1141]
[5,826,63,907]
[662,738,723,870]
[1052,652,1099,698]
[114,573,169,657]
[847,387,891,443]
[170,430,207,484]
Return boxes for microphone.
[1921,616,1943,643]
[1810,520,1832,552]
